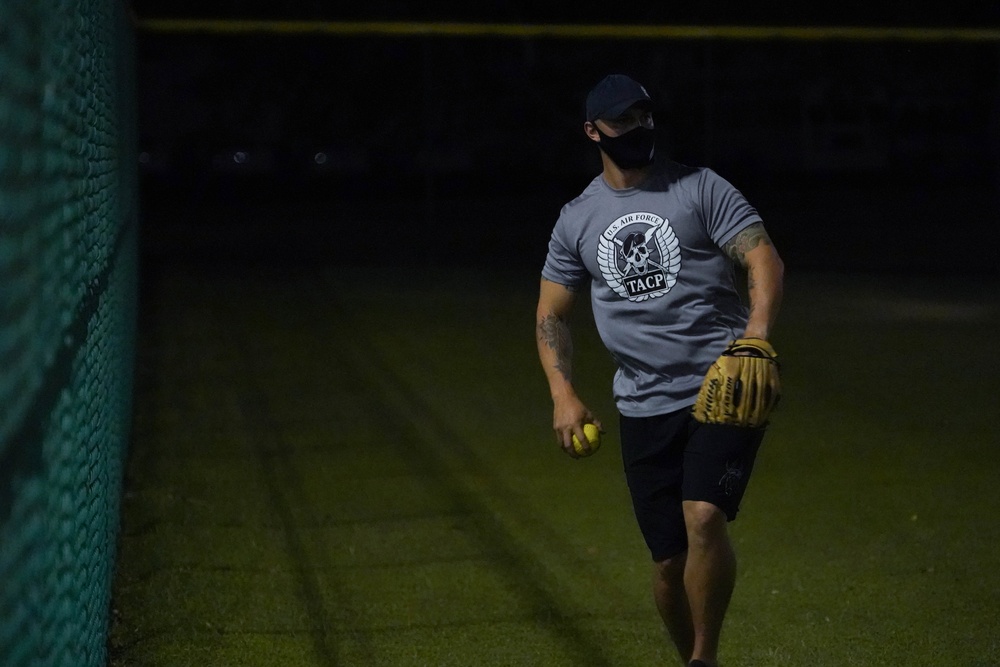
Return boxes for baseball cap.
[585,74,652,122]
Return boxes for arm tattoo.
[537,314,573,382]
[747,264,758,319]
[724,222,771,267]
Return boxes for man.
[535,74,784,667]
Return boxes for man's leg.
[681,500,737,667]
[679,421,765,665]
[620,411,693,661]
[653,551,693,664]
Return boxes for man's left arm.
[723,222,785,339]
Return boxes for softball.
[572,423,602,456]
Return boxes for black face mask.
[596,125,656,170]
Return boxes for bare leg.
[653,552,694,664]
[682,500,736,667]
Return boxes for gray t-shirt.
[541,160,763,417]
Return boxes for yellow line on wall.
[136,19,1000,41]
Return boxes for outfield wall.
[134,21,1000,273]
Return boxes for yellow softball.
[571,423,602,456]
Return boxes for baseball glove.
[691,338,781,428]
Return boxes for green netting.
[0,1,137,665]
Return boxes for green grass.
[110,265,1000,666]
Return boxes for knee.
[682,500,727,546]
[654,551,687,583]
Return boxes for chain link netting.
[0,0,137,664]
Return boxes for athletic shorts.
[620,408,765,562]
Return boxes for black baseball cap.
[585,74,652,122]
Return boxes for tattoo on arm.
[724,222,772,267]
[537,314,573,382]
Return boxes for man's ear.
[584,121,601,143]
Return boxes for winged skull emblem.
[598,216,681,302]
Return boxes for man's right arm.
[535,278,600,457]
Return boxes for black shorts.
[620,408,765,562]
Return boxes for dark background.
[132,4,1000,273]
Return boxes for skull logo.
[599,213,681,302]
[619,231,650,275]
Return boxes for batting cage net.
[0,1,137,665]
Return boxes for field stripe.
[213,290,347,666]
[315,280,631,664]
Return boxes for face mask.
[596,125,655,170]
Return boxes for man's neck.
[600,154,653,190]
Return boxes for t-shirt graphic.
[541,160,762,416]
[598,212,682,302]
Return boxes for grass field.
[109,261,1000,666]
